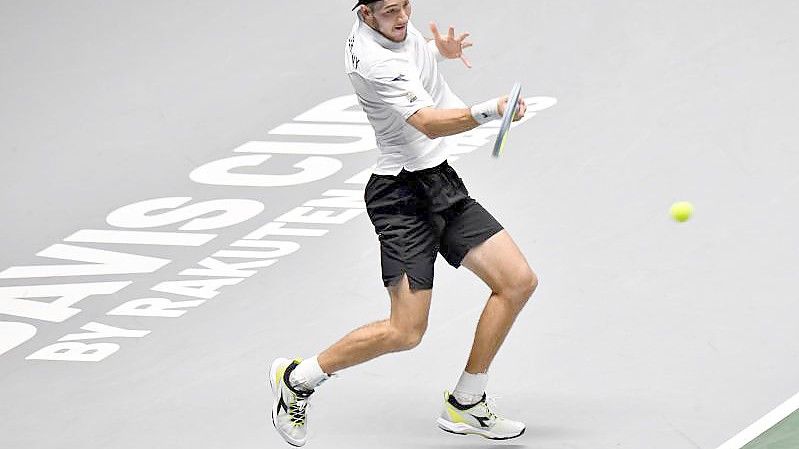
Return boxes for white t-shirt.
[345,16,466,175]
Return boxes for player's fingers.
[461,41,474,49]
[515,100,527,121]
[460,55,472,69]
[457,32,470,42]
[448,26,455,40]
[429,21,440,38]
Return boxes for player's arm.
[407,96,526,139]
[407,107,477,139]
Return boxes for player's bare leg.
[271,274,431,446]
[318,274,432,373]
[436,229,536,440]
[461,229,537,374]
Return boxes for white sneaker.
[437,391,526,440]
[269,358,314,447]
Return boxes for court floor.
[744,412,799,449]
[1,1,798,448]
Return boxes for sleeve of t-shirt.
[368,57,435,120]
[426,39,446,63]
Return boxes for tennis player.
[270,1,536,445]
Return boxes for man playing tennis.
[270,1,535,445]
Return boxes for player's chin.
[391,25,407,41]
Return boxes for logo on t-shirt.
[392,74,409,82]
[347,37,360,70]
[405,91,418,103]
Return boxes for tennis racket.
[492,82,522,158]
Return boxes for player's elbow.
[420,126,442,140]
[407,108,441,140]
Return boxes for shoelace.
[289,392,311,426]
[482,395,501,421]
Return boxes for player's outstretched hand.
[429,21,473,68]
[498,96,527,122]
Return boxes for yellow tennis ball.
[670,201,694,222]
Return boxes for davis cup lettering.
[292,95,369,124]
[243,222,329,239]
[26,342,120,362]
[0,282,131,323]
[235,123,376,155]
[228,239,302,256]
[518,96,557,116]
[0,322,37,356]
[65,229,218,247]
[448,128,502,153]
[274,207,364,225]
[0,93,555,363]
[304,189,366,209]
[107,297,206,318]
[0,244,171,279]
[58,322,150,342]
[179,257,278,278]
[213,250,288,260]
[345,167,374,185]
[190,155,343,187]
[151,278,245,300]
[215,247,299,260]
[106,197,264,230]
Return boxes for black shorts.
[364,160,504,291]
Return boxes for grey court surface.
[1,1,798,448]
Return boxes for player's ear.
[359,5,372,20]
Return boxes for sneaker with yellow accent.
[269,358,314,447]
[437,391,526,440]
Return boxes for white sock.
[452,371,489,406]
[289,355,329,392]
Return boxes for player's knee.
[507,266,538,306]
[401,331,425,351]
[523,268,539,299]
[389,326,426,352]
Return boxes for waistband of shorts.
[372,160,450,180]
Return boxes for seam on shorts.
[385,270,431,292]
